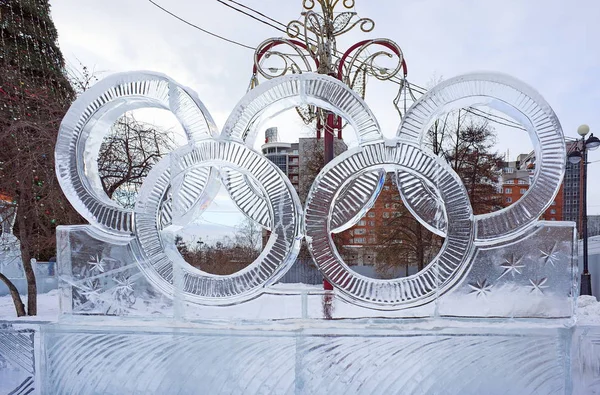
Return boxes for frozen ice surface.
[1,290,600,394]
[0,71,590,393]
[1,317,599,394]
[0,204,23,279]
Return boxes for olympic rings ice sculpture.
[56,71,565,309]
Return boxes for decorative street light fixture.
[249,0,417,291]
[567,124,600,295]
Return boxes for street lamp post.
[249,0,416,291]
[567,124,600,296]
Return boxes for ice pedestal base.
[3,320,600,394]
[55,223,578,320]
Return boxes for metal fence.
[278,259,323,284]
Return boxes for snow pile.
[576,295,600,324]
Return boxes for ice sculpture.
[53,70,576,317]
[0,70,589,395]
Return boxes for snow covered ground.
[0,289,60,321]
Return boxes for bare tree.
[427,110,504,214]
[176,217,262,275]
[97,113,176,208]
[233,216,262,250]
[373,178,443,278]
[0,71,80,316]
[67,60,100,95]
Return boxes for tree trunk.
[416,226,425,271]
[0,272,26,317]
[18,213,37,316]
[22,254,37,316]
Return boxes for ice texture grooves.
[56,72,218,234]
[0,327,36,395]
[305,142,474,309]
[219,73,387,234]
[396,73,565,242]
[133,141,302,305]
[221,73,381,148]
[396,169,447,237]
[221,168,271,229]
[43,326,567,395]
[330,169,385,233]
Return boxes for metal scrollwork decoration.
[250,0,417,127]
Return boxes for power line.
[149,0,306,58]
[215,0,288,35]
[465,107,525,130]
[226,0,289,30]
[152,0,529,132]
[148,0,255,50]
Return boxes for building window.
[383,212,390,218]
[504,188,512,194]
[384,186,390,191]
[369,221,375,226]
[518,180,527,185]
[358,220,366,226]
[550,209,556,214]
[552,201,556,206]
[354,237,366,243]
[368,212,376,218]
[505,180,514,184]
[506,197,512,203]
[520,188,527,194]
[354,228,366,235]
[368,237,376,243]
[384,203,390,209]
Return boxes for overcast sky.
[50,0,600,224]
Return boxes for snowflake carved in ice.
[114,275,135,293]
[498,254,525,280]
[110,275,137,315]
[540,243,560,267]
[528,277,548,295]
[468,279,493,298]
[87,254,105,274]
[77,279,104,308]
